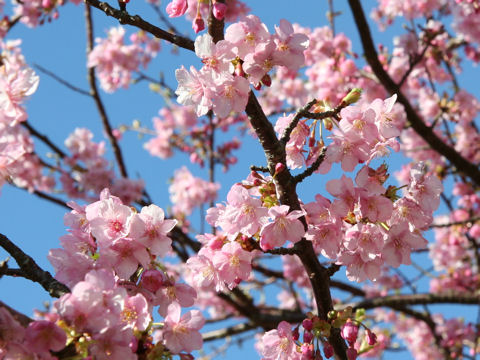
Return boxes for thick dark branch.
[208,0,225,43]
[341,292,480,311]
[347,0,480,187]
[85,4,129,178]
[85,0,195,51]
[245,91,347,358]
[0,233,70,298]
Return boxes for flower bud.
[212,2,227,20]
[193,16,205,33]
[341,88,362,105]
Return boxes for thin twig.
[34,64,91,96]
[85,4,129,178]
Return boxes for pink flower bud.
[341,320,359,345]
[212,2,227,20]
[141,269,165,292]
[261,74,272,87]
[303,330,313,343]
[346,347,358,360]
[275,162,285,175]
[42,0,52,8]
[192,17,205,33]
[166,0,188,17]
[302,318,313,331]
[366,329,377,346]
[323,343,334,358]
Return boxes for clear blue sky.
[0,1,477,359]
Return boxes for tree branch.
[0,233,70,298]
[85,3,129,178]
[85,0,194,51]
[347,0,480,187]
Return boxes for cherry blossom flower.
[259,205,305,250]
[261,321,301,360]
[162,303,205,354]
[212,241,254,289]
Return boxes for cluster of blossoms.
[0,188,209,359]
[142,103,244,170]
[429,180,480,292]
[258,308,379,360]
[88,27,160,93]
[175,16,309,118]
[60,127,145,204]
[191,94,442,284]
[12,0,82,28]
[165,0,249,33]
[373,310,477,359]
[371,0,480,61]
[169,166,220,216]
[0,40,55,193]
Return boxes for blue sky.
[1,0,478,359]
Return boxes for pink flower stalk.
[162,303,205,354]
[259,205,305,250]
[261,321,300,360]
[87,27,158,93]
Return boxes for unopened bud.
[193,16,205,33]
[261,74,272,87]
[274,163,285,175]
[341,88,362,105]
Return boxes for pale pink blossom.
[129,204,177,256]
[259,205,305,250]
[24,320,66,353]
[224,14,270,58]
[212,241,254,289]
[162,303,205,354]
[166,0,188,17]
[175,65,213,116]
[261,321,300,360]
